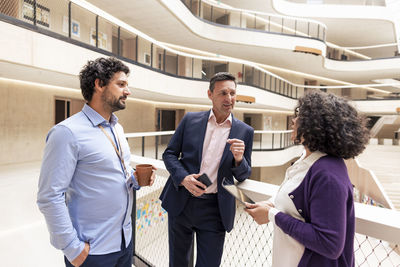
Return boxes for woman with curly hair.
[245,90,369,267]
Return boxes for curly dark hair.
[295,90,370,159]
[79,57,130,101]
[209,72,236,92]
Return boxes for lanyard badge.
[99,125,129,178]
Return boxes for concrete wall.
[0,79,80,164]
[229,11,247,28]
[228,62,243,82]
[138,37,152,65]
[0,78,157,165]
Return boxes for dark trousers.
[168,195,226,267]
[64,236,132,267]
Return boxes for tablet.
[221,177,255,205]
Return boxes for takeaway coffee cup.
[135,164,153,186]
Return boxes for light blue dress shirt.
[37,104,139,262]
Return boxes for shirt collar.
[82,104,119,127]
[209,109,232,125]
[299,150,327,167]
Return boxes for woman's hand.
[245,201,274,225]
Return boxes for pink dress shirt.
[199,110,232,193]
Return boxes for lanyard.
[98,125,129,178]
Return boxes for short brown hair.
[209,72,236,92]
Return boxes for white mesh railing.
[131,156,400,266]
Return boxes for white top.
[268,150,326,267]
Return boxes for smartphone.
[197,173,212,188]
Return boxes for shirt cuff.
[62,238,85,262]
[130,172,140,190]
[268,208,280,224]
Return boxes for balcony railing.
[125,130,295,160]
[0,0,398,100]
[179,0,398,61]
[326,44,400,61]
[285,0,386,6]
[180,0,326,42]
[131,156,400,266]
[0,0,305,99]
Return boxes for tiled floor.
[0,161,64,267]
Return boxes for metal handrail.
[125,130,295,158]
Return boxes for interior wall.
[0,79,81,165]
[193,58,202,79]
[0,78,157,165]
[138,37,152,65]
[165,54,177,74]
[228,62,243,82]
[243,113,262,130]
[178,56,189,77]
[267,113,289,130]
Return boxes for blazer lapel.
[197,110,211,167]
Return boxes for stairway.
[356,143,400,210]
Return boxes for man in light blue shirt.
[37,57,155,267]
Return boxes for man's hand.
[180,174,206,197]
[227,139,245,166]
[133,165,157,187]
[71,242,90,267]
[244,201,274,225]
[148,166,157,186]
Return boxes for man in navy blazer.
[160,72,254,267]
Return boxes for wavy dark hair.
[79,57,130,101]
[295,90,369,159]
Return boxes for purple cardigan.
[275,155,355,267]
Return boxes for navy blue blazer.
[160,111,254,232]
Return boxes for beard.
[102,89,127,112]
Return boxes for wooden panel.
[236,95,255,103]
[294,46,322,56]
[0,0,18,17]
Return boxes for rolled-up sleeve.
[37,125,84,261]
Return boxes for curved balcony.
[272,0,399,60]
[0,0,398,102]
[181,0,326,42]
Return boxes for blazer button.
[298,209,302,213]
[289,195,294,199]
